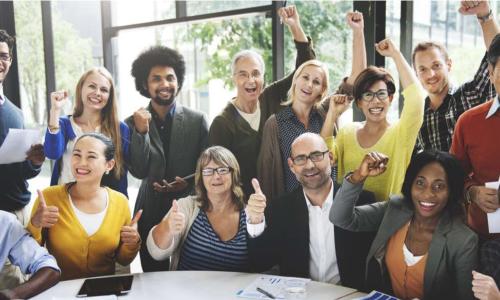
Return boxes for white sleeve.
[146,225,176,261]
[246,215,266,238]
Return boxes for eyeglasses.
[234,70,262,81]
[201,167,232,176]
[0,53,12,62]
[361,89,389,102]
[291,150,329,166]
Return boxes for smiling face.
[146,65,178,106]
[288,134,332,190]
[293,65,325,105]
[414,47,451,96]
[0,42,12,84]
[80,72,111,112]
[71,136,115,184]
[201,160,233,199]
[357,80,393,123]
[411,162,449,220]
[233,56,264,104]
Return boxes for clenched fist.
[133,108,152,134]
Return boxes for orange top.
[386,222,428,300]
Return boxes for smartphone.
[76,275,133,297]
[167,173,195,185]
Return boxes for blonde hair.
[281,59,330,107]
[195,146,245,211]
[73,67,124,178]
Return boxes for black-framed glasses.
[361,89,389,102]
[291,150,329,166]
[201,167,232,176]
[0,53,11,62]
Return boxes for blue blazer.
[43,116,130,197]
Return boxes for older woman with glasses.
[321,38,425,202]
[146,146,262,271]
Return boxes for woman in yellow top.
[27,133,141,280]
[322,38,425,201]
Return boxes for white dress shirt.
[0,85,5,105]
[247,181,340,284]
[304,182,340,284]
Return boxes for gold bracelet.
[48,125,60,132]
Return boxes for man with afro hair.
[126,45,208,272]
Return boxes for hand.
[153,176,188,193]
[120,210,142,246]
[163,200,186,235]
[246,178,267,224]
[327,94,352,117]
[472,271,500,300]
[459,1,491,18]
[278,5,300,29]
[50,90,68,113]
[375,38,399,58]
[133,108,151,134]
[469,186,499,213]
[31,190,59,228]
[26,144,45,166]
[351,152,389,183]
[346,10,364,31]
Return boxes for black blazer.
[248,182,375,289]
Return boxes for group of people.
[0,2,499,299]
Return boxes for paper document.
[353,290,398,300]
[486,180,500,233]
[0,129,41,164]
[237,275,310,299]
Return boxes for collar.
[424,86,455,112]
[0,85,4,105]
[149,102,176,121]
[486,96,500,119]
[303,180,334,210]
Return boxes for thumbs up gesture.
[163,200,186,236]
[31,190,59,228]
[247,179,267,224]
[120,210,143,246]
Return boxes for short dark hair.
[131,45,186,98]
[487,34,500,68]
[0,29,15,56]
[353,66,396,103]
[412,41,450,67]
[76,132,115,162]
[401,150,465,218]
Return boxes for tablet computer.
[76,274,134,297]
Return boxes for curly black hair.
[0,29,15,56]
[487,33,500,68]
[131,45,186,98]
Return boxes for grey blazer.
[126,103,208,225]
[330,178,478,300]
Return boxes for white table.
[32,271,365,299]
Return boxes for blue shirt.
[0,211,60,274]
[177,209,249,271]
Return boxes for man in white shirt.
[246,132,375,289]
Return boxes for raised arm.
[279,5,307,43]
[346,11,367,85]
[375,38,418,90]
[330,152,389,231]
[459,0,499,49]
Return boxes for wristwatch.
[478,9,493,22]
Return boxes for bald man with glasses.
[246,133,375,290]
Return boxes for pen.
[256,287,276,299]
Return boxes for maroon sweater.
[451,99,500,239]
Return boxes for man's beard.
[153,95,175,106]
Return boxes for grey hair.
[230,49,265,75]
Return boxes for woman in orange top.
[330,150,478,300]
